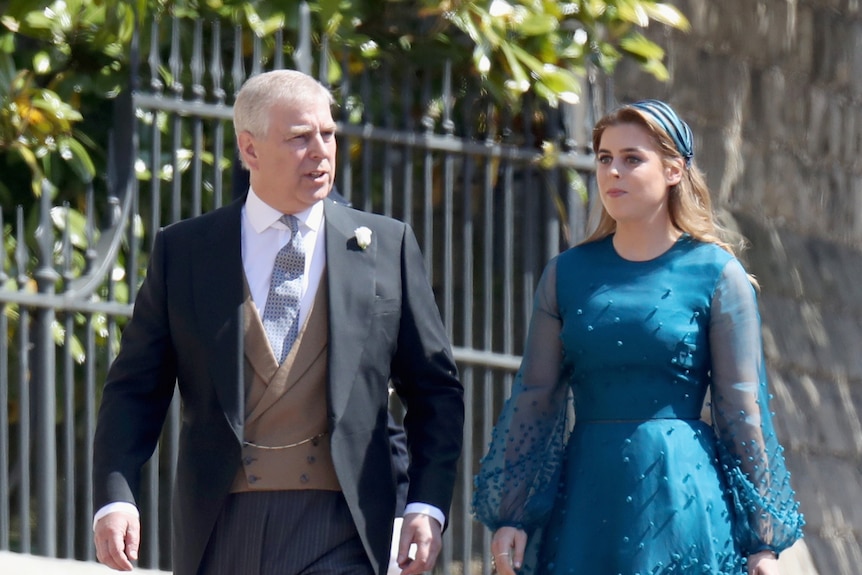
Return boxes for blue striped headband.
[630,99,694,166]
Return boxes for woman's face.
[595,122,681,227]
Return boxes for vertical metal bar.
[318,33,330,87]
[294,2,311,75]
[360,70,373,213]
[502,141,515,400]
[543,104,563,254]
[420,72,434,277]
[0,209,8,551]
[400,69,414,226]
[212,121,226,208]
[33,180,59,556]
[61,208,75,558]
[127,151,141,307]
[142,448,160,567]
[191,19,204,217]
[15,207,31,553]
[211,21,226,208]
[148,18,164,249]
[165,392,181,562]
[480,103,496,575]
[81,191,96,561]
[251,33,263,78]
[441,61,455,340]
[520,101,538,336]
[81,311,96,561]
[382,62,394,217]
[138,78,159,561]
[169,16,184,224]
[82,187,97,276]
[148,18,163,95]
[232,25,245,97]
[442,84,453,547]
[336,47,352,205]
[457,88,477,575]
[273,28,284,71]
[231,24,246,204]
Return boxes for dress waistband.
[581,417,700,424]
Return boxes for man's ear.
[665,160,683,187]
[237,131,258,169]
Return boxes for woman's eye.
[597,155,611,164]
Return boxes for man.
[92,69,464,575]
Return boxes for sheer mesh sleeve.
[709,259,805,556]
[472,258,571,532]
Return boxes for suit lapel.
[324,201,376,423]
[192,198,246,441]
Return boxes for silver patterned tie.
[261,215,305,363]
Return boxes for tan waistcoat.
[230,277,340,492]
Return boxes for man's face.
[239,96,337,214]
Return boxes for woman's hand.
[748,550,780,575]
[491,526,527,575]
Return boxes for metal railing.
[0,5,603,572]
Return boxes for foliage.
[0,54,93,198]
[312,0,690,108]
[0,0,134,217]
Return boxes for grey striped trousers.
[198,490,375,575]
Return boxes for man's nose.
[308,133,328,157]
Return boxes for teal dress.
[473,235,804,575]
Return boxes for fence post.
[33,179,59,556]
[0,209,9,552]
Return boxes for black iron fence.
[1,5,604,573]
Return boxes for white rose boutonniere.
[354,226,372,250]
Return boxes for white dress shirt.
[242,187,325,325]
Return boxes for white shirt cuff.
[403,502,445,527]
[93,502,139,532]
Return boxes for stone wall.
[612,1,862,573]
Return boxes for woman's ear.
[664,160,683,187]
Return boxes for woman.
[472,100,804,575]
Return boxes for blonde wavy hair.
[583,105,743,259]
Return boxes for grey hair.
[233,70,335,138]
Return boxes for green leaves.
[412,0,690,110]
[0,53,95,194]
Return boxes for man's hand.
[748,550,780,575]
[491,526,527,575]
[94,510,140,571]
[396,512,442,575]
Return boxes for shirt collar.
[246,187,324,233]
